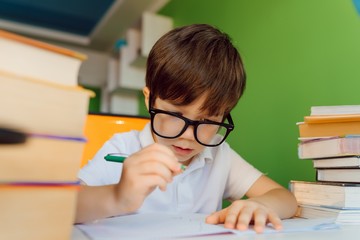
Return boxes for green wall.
[155,0,360,187]
[81,85,101,113]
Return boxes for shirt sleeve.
[224,147,263,200]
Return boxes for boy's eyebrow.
[199,109,223,118]
[192,112,223,121]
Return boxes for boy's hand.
[205,199,283,233]
[114,143,183,213]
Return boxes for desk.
[71,224,360,240]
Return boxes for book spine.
[298,121,360,138]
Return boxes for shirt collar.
[187,147,214,170]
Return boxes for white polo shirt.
[78,123,262,213]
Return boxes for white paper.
[76,213,339,240]
[230,217,339,236]
[77,213,231,239]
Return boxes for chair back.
[81,113,149,167]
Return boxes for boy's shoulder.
[111,129,142,144]
[109,124,151,153]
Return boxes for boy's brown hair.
[146,24,246,117]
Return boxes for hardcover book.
[313,156,360,169]
[0,135,86,182]
[0,71,93,137]
[290,180,360,209]
[0,29,86,86]
[0,182,79,240]
[310,105,360,116]
[316,168,360,183]
[298,136,360,159]
[297,121,360,138]
[296,204,360,224]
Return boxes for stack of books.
[292,105,360,224]
[0,30,93,239]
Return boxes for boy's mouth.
[172,145,193,156]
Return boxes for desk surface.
[72,224,360,240]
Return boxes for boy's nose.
[179,124,196,141]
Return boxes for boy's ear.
[143,87,150,110]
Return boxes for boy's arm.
[75,184,124,224]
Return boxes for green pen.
[104,153,187,171]
[104,153,127,163]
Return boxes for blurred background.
[1,0,360,187]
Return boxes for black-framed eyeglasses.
[148,107,234,147]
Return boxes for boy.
[76,24,297,233]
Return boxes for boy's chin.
[176,155,195,166]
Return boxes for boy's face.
[151,94,224,165]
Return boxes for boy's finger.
[141,175,168,192]
[140,161,174,183]
[205,208,227,224]
[225,203,245,229]
[233,206,253,230]
[138,144,183,172]
[129,153,181,176]
[268,213,283,230]
[253,209,267,233]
